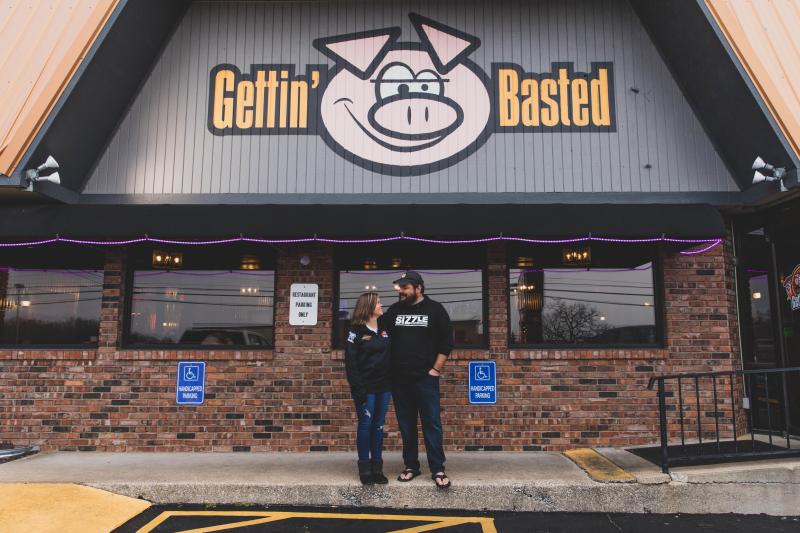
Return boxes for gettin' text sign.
[208,13,614,176]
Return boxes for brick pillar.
[273,245,340,450]
[0,268,8,337]
[661,232,745,440]
[274,245,334,359]
[98,249,127,354]
[663,235,741,370]
[487,241,508,355]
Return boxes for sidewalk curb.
[87,480,800,515]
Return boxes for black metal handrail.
[648,366,800,473]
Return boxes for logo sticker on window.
[783,264,800,311]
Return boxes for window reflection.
[747,269,775,363]
[0,268,102,345]
[128,270,275,347]
[337,270,485,347]
[509,265,657,346]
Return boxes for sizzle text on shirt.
[395,315,429,327]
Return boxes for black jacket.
[343,323,392,399]
[381,297,453,381]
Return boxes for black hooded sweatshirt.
[343,323,392,400]
[381,297,453,381]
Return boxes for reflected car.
[178,328,272,347]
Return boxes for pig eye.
[376,64,416,100]
[412,70,444,96]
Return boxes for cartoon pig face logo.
[314,14,491,175]
[785,268,800,298]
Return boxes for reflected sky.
[338,270,484,326]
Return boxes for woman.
[344,292,392,484]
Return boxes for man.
[381,271,453,489]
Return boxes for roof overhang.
[0,203,726,241]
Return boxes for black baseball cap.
[393,271,424,286]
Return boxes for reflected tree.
[542,300,611,343]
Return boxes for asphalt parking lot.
[115,505,800,533]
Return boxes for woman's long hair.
[350,292,379,326]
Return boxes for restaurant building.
[1,0,798,452]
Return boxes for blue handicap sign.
[176,361,206,405]
[468,360,496,404]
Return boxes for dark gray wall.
[83,0,739,196]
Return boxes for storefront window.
[336,270,485,348]
[335,243,487,348]
[0,248,104,345]
[126,247,275,348]
[508,245,659,346]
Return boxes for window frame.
[506,249,665,349]
[121,246,277,351]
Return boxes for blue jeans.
[353,391,391,462]
[392,374,445,473]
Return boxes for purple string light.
[678,239,722,255]
[519,265,653,274]
[57,237,148,245]
[136,270,275,277]
[0,267,102,273]
[0,234,723,254]
[0,238,60,247]
[343,269,481,276]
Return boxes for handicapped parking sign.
[176,361,206,405]
[468,360,496,404]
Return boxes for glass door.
[737,228,784,433]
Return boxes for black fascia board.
[0,204,726,240]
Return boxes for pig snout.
[368,93,463,140]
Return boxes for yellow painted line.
[177,516,287,533]
[137,510,496,533]
[0,483,150,533]
[564,448,635,483]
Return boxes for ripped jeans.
[353,391,391,462]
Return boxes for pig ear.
[410,13,480,74]
[313,28,401,79]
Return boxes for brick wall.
[0,238,743,452]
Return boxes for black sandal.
[397,468,421,482]
[432,472,451,489]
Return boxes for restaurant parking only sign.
[289,283,319,325]
[177,361,206,405]
[469,360,496,404]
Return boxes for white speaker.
[36,155,59,172]
[752,170,769,184]
[39,172,60,185]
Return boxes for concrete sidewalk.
[1,450,799,515]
